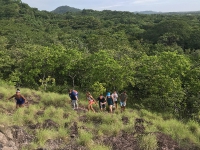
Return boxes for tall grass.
[139,133,158,150]
[89,144,111,150]
[12,108,26,126]
[0,83,200,149]
[154,119,200,147]
[77,129,94,147]
[40,92,69,108]
[0,113,12,126]
[36,129,57,147]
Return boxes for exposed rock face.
[0,125,17,150]
[0,125,33,150]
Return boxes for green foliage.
[0,1,200,119]
[39,76,55,91]
[0,84,200,149]
[89,144,111,150]
[52,6,81,14]
[77,129,93,146]
[36,129,57,147]
[139,134,158,150]
[91,82,106,98]
[135,51,191,113]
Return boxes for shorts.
[107,101,113,106]
[16,100,25,105]
[120,101,126,107]
[89,100,95,105]
[99,102,106,109]
[114,101,118,104]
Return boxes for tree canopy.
[1,0,200,120]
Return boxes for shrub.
[40,92,68,108]
[139,133,158,150]
[77,129,93,146]
[154,119,199,147]
[36,129,57,147]
[12,108,26,125]
[187,120,200,134]
[89,144,111,150]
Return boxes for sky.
[21,0,200,12]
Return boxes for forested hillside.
[1,0,200,120]
[51,6,81,14]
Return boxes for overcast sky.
[21,0,200,12]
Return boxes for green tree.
[135,51,191,113]
[79,50,134,91]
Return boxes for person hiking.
[7,89,27,109]
[112,91,118,109]
[86,92,96,112]
[69,89,78,110]
[106,92,114,113]
[97,94,106,111]
[120,91,128,112]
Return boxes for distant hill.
[51,5,81,14]
[134,10,200,15]
[134,11,161,14]
[52,6,200,15]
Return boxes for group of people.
[7,88,128,113]
[69,89,128,113]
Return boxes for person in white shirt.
[112,91,118,109]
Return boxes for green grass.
[0,84,200,149]
[89,144,111,150]
[77,129,94,147]
[139,133,158,150]
[0,113,12,126]
[36,129,57,147]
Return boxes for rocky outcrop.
[0,125,33,150]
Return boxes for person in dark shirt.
[97,94,106,111]
[69,89,78,110]
[120,91,128,112]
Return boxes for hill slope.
[51,5,81,14]
[0,85,199,149]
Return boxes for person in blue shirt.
[69,89,78,110]
[7,89,27,109]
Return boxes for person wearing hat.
[106,92,114,113]
[120,91,128,112]
[7,89,27,109]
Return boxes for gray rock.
[4,129,13,140]
[0,132,8,145]
[2,146,16,150]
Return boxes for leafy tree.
[91,82,106,98]
[79,50,134,91]
[134,51,191,113]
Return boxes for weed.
[36,129,57,147]
[89,144,111,150]
[139,133,158,150]
[77,129,93,147]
